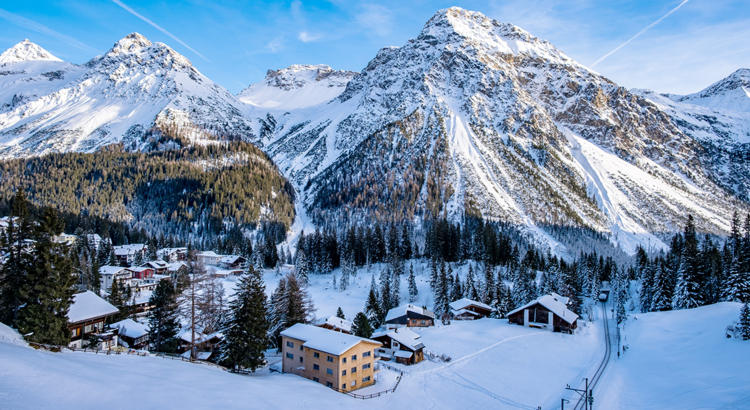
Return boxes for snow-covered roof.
[449,298,492,312]
[68,291,119,324]
[385,304,435,322]
[219,255,243,264]
[199,251,219,257]
[110,319,149,339]
[143,260,168,269]
[181,351,212,360]
[394,350,413,359]
[372,328,424,351]
[130,266,151,273]
[452,308,481,316]
[167,262,188,272]
[99,265,129,276]
[507,295,579,325]
[550,292,569,306]
[114,244,146,256]
[313,315,353,333]
[281,323,380,356]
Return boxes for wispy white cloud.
[591,0,690,67]
[356,4,393,37]
[112,0,208,62]
[267,36,284,52]
[0,7,99,53]
[298,31,321,42]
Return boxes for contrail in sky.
[0,7,100,54]
[112,0,209,62]
[591,0,690,67]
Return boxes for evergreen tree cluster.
[0,191,76,345]
[636,212,750,313]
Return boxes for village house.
[507,293,579,334]
[99,265,134,291]
[449,298,493,320]
[113,244,147,267]
[166,261,188,281]
[197,251,223,266]
[141,260,169,275]
[280,324,381,392]
[68,291,120,350]
[130,266,154,280]
[313,315,352,334]
[157,247,187,262]
[219,255,246,270]
[372,327,425,365]
[86,234,106,252]
[384,304,435,328]
[110,319,149,350]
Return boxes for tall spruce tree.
[364,275,381,328]
[673,215,703,310]
[351,312,373,338]
[335,307,345,320]
[220,265,269,371]
[148,279,181,353]
[16,207,75,345]
[0,190,34,327]
[434,259,451,324]
[740,302,750,341]
[408,263,419,303]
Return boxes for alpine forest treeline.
[0,142,295,249]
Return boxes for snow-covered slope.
[238,64,357,110]
[256,7,744,253]
[597,302,750,410]
[0,34,254,157]
[633,70,750,202]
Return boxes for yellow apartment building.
[280,323,381,392]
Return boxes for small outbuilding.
[449,298,493,320]
[110,319,149,349]
[507,294,579,334]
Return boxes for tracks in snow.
[572,301,612,410]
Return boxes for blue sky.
[1,1,749,94]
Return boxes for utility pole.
[565,378,589,410]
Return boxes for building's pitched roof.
[110,319,149,339]
[166,262,188,272]
[68,291,119,324]
[99,265,128,276]
[385,304,435,322]
[198,251,219,257]
[550,292,569,306]
[219,255,244,264]
[280,323,380,356]
[113,244,146,256]
[372,328,424,351]
[142,260,168,269]
[313,315,352,333]
[507,294,579,325]
[449,298,492,312]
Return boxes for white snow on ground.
[597,302,750,410]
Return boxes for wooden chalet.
[141,260,169,275]
[67,291,120,349]
[449,298,493,320]
[507,294,579,334]
[384,304,435,328]
[372,328,425,365]
[219,255,246,270]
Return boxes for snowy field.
[2,263,747,409]
[597,302,750,410]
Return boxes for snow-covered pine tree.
[400,224,412,261]
[673,215,703,310]
[482,262,495,305]
[295,249,310,287]
[638,258,655,313]
[492,282,511,318]
[408,263,419,303]
[336,307,345,320]
[465,264,479,300]
[267,277,288,346]
[740,302,750,340]
[650,258,672,312]
[0,191,35,327]
[220,265,269,372]
[434,259,451,324]
[429,257,438,291]
[364,275,381,328]
[351,312,373,338]
[379,266,392,321]
[285,273,315,327]
[391,265,401,308]
[451,272,462,302]
[148,279,181,353]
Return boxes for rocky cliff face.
[257,7,745,253]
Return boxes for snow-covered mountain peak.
[0,39,63,64]
[238,64,357,110]
[108,33,152,55]
[677,68,750,113]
